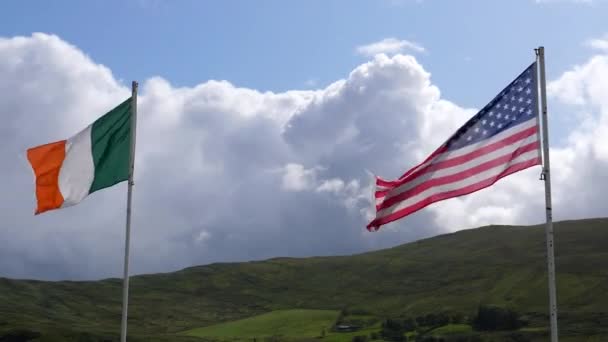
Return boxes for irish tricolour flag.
[27,98,133,214]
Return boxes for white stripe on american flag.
[376,118,539,189]
[375,149,539,218]
[428,118,538,160]
[376,126,539,205]
[369,119,541,228]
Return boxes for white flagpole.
[537,46,559,342]
[120,81,138,342]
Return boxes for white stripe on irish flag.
[27,98,132,214]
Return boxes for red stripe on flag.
[375,141,540,210]
[367,157,540,231]
[420,127,538,173]
[375,125,538,194]
[398,145,448,180]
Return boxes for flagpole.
[121,81,138,342]
[536,46,558,342]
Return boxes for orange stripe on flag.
[26,140,67,215]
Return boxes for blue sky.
[1,0,608,279]
[2,0,605,107]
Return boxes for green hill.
[182,309,339,338]
[1,217,607,341]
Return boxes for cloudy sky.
[1,0,608,280]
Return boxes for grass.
[183,310,383,342]
[182,309,339,338]
[323,329,380,342]
[429,324,473,336]
[0,217,607,340]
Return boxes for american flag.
[368,62,541,231]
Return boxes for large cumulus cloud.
[0,33,606,280]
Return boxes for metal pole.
[537,46,558,342]
[120,81,138,342]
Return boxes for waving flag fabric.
[26,98,132,215]
[368,62,541,231]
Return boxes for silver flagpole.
[537,46,559,342]
[121,81,138,342]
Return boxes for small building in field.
[334,324,360,332]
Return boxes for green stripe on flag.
[89,97,132,194]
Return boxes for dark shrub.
[473,305,523,331]
[352,335,368,342]
[381,319,405,341]
[0,329,41,342]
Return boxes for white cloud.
[316,179,345,193]
[356,38,426,57]
[1,33,608,280]
[281,163,319,191]
[195,230,211,243]
[585,34,608,51]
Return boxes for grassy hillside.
[182,309,339,338]
[1,217,607,341]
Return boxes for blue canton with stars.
[445,62,538,151]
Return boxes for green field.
[430,324,474,335]
[0,217,607,341]
[183,309,382,342]
[183,309,339,338]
